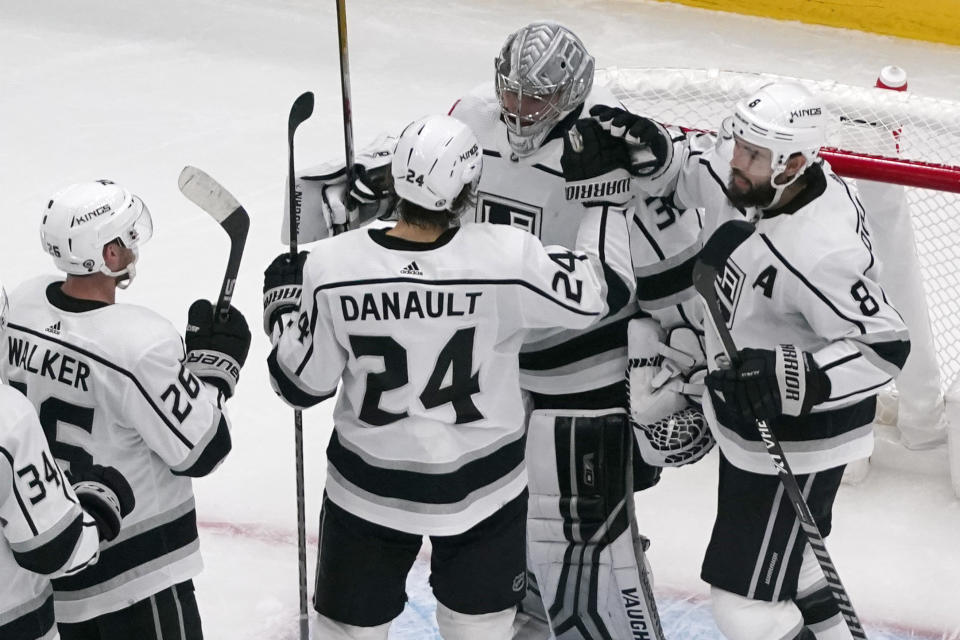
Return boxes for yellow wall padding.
[653,0,960,47]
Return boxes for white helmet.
[40,180,153,288]
[495,21,594,157]
[723,82,829,178]
[391,115,482,212]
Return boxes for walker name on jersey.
[7,336,91,390]
[476,192,542,237]
[340,290,483,322]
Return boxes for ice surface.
[2,0,959,637]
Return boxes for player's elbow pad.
[267,348,336,410]
[171,415,232,477]
[12,513,85,576]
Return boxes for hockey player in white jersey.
[263,114,638,640]
[1,180,251,639]
[283,21,705,639]
[595,83,911,639]
[0,280,136,640]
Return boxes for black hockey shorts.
[313,490,528,627]
[701,453,845,602]
[58,580,202,640]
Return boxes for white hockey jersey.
[269,215,618,535]
[1,277,232,622]
[647,133,910,474]
[451,84,702,402]
[1,385,101,640]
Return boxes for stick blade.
[178,166,243,224]
[288,91,314,136]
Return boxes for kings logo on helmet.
[70,204,112,228]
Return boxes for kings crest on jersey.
[451,83,702,399]
[646,130,910,475]
[283,84,702,400]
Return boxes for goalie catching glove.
[705,345,831,422]
[590,105,673,178]
[68,464,135,542]
[627,317,713,467]
[185,300,251,399]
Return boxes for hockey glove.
[589,105,673,177]
[705,345,831,422]
[185,299,251,399]
[347,164,392,208]
[69,464,135,542]
[561,118,633,207]
[262,251,309,335]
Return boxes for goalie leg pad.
[526,409,665,639]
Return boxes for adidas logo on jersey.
[400,261,423,276]
[44,321,62,335]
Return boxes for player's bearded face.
[727,138,776,208]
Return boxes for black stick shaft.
[334,0,355,235]
[286,91,313,640]
[693,261,868,639]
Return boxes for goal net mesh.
[599,67,960,402]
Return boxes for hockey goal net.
[598,67,960,491]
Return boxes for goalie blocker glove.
[590,105,673,178]
[262,251,309,335]
[185,299,251,399]
[561,118,633,206]
[347,164,393,208]
[706,345,831,422]
[69,464,136,542]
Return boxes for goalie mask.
[40,180,154,289]
[391,115,482,214]
[495,21,594,157]
[719,82,830,208]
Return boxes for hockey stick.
[287,90,314,640]
[333,0,355,236]
[177,166,250,321]
[692,220,868,639]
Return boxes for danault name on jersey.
[339,290,484,322]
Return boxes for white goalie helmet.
[722,81,830,182]
[495,20,595,157]
[40,180,154,288]
[391,115,482,212]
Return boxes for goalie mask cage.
[599,67,960,491]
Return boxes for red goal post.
[598,67,960,492]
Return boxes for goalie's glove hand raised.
[185,300,251,399]
[561,119,633,206]
[705,345,831,422]
[68,464,135,542]
[589,105,672,177]
[263,251,309,335]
